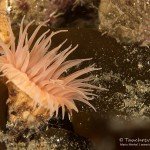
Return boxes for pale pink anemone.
[0,18,99,119]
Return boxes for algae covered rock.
[99,0,150,46]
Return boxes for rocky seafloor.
[8,0,100,28]
[0,28,150,149]
[8,0,150,46]
[99,0,150,46]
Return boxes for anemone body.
[0,18,98,124]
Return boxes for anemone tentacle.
[0,19,98,119]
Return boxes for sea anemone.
[0,18,99,125]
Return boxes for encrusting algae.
[0,0,10,47]
[0,17,101,127]
[99,0,150,46]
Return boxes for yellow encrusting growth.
[0,0,10,45]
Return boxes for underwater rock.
[0,0,10,46]
[8,0,100,28]
[99,0,150,46]
[0,127,93,150]
[9,0,74,27]
[63,0,99,28]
